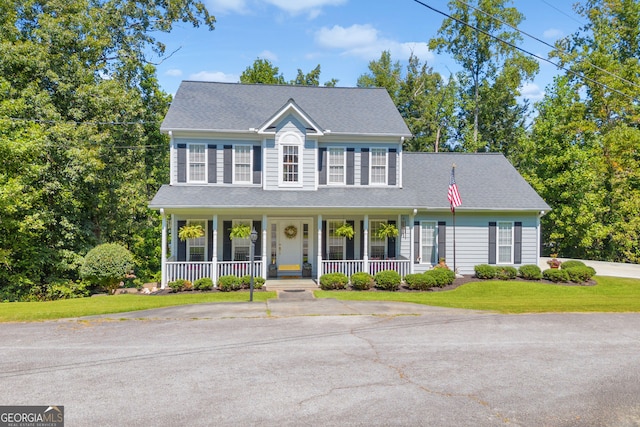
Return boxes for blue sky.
[154,0,585,101]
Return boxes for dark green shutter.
[321,221,327,259]
[253,220,262,258]
[207,145,217,183]
[253,146,261,185]
[438,221,446,262]
[360,221,365,259]
[346,220,355,260]
[387,220,397,258]
[388,149,397,186]
[319,147,327,185]
[360,148,369,185]
[488,222,497,264]
[346,148,355,185]
[177,220,186,261]
[177,144,187,183]
[223,145,232,184]
[514,222,522,264]
[207,220,214,261]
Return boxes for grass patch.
[314,276,640,313]
[0,292,276,322]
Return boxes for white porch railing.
[217,261,263,278]
[166,262,213,283]
[321,260,364,277]
[369,259,411,277]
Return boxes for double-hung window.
[370,148,387,185]
[234,145,252,183]
[327,220,345,260]
[498,222,513,264]
[282,145,299,183]
[421,221,437,264]
[188,144,206,182]
[369,220,386,259]
[187,220,206,261]
[328,148,345,184]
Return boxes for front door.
[274,220,302,267]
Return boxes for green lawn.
[315,276,640,313]
[0,291,276,322]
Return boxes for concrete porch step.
[265,279,318,291]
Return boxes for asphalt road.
[1,305,639,426]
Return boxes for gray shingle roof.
[161,81,412,136]
[149,153,549,212]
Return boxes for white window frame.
[370,148,387,185]
[497,221,514,264]
[369,220,386,259]
[188,143,206,183]
[327,219,346,260]
[186,220,207,261]
[420,221,438,265]
[233,145,252,184]
[278,132,303,187]
[232,219,252,261]
[328,147,345,185]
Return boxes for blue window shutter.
[177,144,187,183]
[208,145,217,183]
[223,221,232,261]
[253,220,262,258]
[346,148,355,185]
[346,220,355,260]
[207,220,213,260]
[177,220,186,261]
[388,149,397,186]
[488,222,497,264]
[223,145,232,184]
[318,147,327,185]
[414,221,420,264]
[360,148,369,185]
[387,220,397,258]
[438,221,446,262]
[253,146,261,185]
[514,222,522,264]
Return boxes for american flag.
[448,167,462,213]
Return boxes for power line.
[539,0,584,26]
[412,0,638,102]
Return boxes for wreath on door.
[284,225,298,239]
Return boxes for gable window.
[498,222,513,264]
[188,144,206,182]
[370,148,387,185]
[187,220,206,261]
[282,145,299,183]
[369,220,386,259]
[328,148,345,184]
[234,145,252,183]
[420,221,437,264]
[327,220,345,260]
[232,220,251,261]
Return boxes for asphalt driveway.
[1,303,639,426]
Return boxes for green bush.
[28,280,91,301]
[168,279,191,292]
[240,275,265,290]
[519,264,542,280]
[425,268,456,287]
[564,266,596,283]
[474,264,496,279]
[496,266,518,280]
[217,275,241,292]
[79,243,134,294]
[193,277,214,291]
[350,272,374,290]
[543,268,569,283]
[560,260,587,270]
[374,270,401,291]
[404,273,437,291]
[319,273,348,290]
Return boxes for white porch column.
[212,214,218,285]
[317,214,323,280]
[160,209,167,289]
[409,211,416,274]
[363,214,369,273]
[262,214,268,279]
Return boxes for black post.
[249,227,258,302]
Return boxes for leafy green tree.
[241,59,337,86]
[357,51,402,104]
[80,243,134,293]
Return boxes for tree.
[357,51,402,104]
[80,243,134,293]
[241,59,338,86]
[429,0,538,153]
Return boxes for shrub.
[193,277,214,291]
[217,275,241,292]
[168,279,191,292]
[543,268,569,283]
[560,260,587,270]
[319,273,348,290]
[496,266,518,280]
[519,264,542,280]
[240,275,265,290]
[474,264,496,279]
[404,273,437,291]
[425,268,456,287]
[374,270,401,291]
[564,266,596,283]
[350,272,374,290]
[79,243,134,294]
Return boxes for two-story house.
[150,81,549,288]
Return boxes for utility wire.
[412,0,638,102]
[539,0,584,25]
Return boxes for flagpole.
[448,163,461,274]
[452,164,457,272]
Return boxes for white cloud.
[207,0,248,14]
[543,28,564,40]
[165,69,183,77]
[189,71,238,82]
[520,82,544,101]
[258,50,279,61]
[315,24,433,62]
[264,0,346,17]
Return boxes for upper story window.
[328,148,345,185]
[279,132,302,186]
[188,144,206,182]
[498,222,513,264]
[370,148,387,185]
[234,145,252,183]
